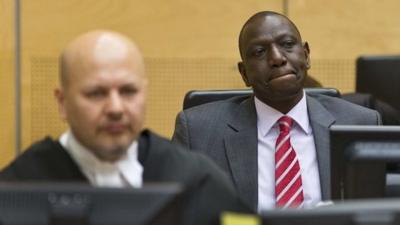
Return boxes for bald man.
[0,31,249,225]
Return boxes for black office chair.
[183,87,341,109]
[342,93,400,125]
[348,55,400,126]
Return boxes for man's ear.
[54,88,67,120]
[238,61,251,87]
[303,42,311,69]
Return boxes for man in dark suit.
[172,11,381,211]
[0,30,248,225]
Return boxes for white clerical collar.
[59,131,143,188]
[254,90,311,137]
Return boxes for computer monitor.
[260,198,400,225]
[356,55,400,111]
[330,125,400,200]
[0,182,184,225]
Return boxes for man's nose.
[268,45,287,67]
[105,91,123,119]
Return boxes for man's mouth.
[103,124,127,134]
[269,73,297,82]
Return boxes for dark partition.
[0,183,184,225]
[356,55,400,111]
[330,125,400,200]
[261,198,400,225]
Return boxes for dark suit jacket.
[172,93,382,209]
[0,130,249,225]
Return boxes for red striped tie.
[275,116,304,208]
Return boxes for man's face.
[238,14,310,109]
[57,49,146,162]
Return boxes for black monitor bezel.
[330,125,400,200]
[0,182,184,225]
[260,198,400,225]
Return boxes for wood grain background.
[1,0,399,168]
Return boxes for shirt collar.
[254,91,311,136]
[59,131,143,187]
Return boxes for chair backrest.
[356,55,400,111]
[183,88,341,109]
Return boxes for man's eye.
[252,48,265,57]
[87,90,106,98]
[282,40,295,48]
[120,87,137,96]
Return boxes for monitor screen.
[0,182,184,225]
[330,125,400,200]
[356,55,400,111]
[260,198,400,225]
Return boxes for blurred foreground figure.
[0,30,249,225]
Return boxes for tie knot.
[277,116,293,133]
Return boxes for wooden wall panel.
[289,0,400,92]
[0,0,16,168]
[0,0,396,168]
[21,0,283,148]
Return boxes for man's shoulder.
[183,95,250,114]
[0,137,67,180]
[11,137,63,162]
[142,130,221,172]
[307,93,380,123]
[177,96,252,127]
[144,131,210,161]
[309,93,376,112]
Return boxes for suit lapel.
[223,94,337,206]
[224,97,258,209]
[307,95,336,200]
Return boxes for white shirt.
[256,92,321,211]
[59,131,143,188]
